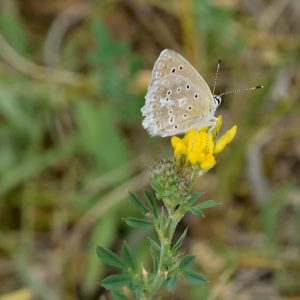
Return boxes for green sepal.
[121,242,138,273]
[150,180,163,196]
[96,245,126,269]
[101,274,132,289]
[148,237,161,252]
[182,270,207,285]
[125,217,153,228]
[111,290,131,300]
[186,192,203,206]
[144,190,159,218]
[166,274,178,292]
[195,199,219,209]
[128,191,149,215]
[172,227,188,253]
[179,255,195,270]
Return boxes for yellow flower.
[171,116,237,169]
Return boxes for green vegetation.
[0,0,299,299]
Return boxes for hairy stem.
[146,206,184,299]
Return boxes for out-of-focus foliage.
[0,0,299,299]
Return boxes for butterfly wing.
[142,74,216,137]
[142,49,216,137]
[148,49,213,101]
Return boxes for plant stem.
[146,207,184,299]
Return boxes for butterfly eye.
[214,96,222,105]
[168,110,173,115]
[186,84,190,90]
[171,68,176,73]
[177,87,181,93]
[194,93,199,99]
[183,114,187,118]
[188,106,192,110]
[174,125,178,129]
[179,66,183,70]
[167,90,171,95]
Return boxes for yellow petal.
[171,136,182,148]
[205,132,214,155]
[183,129,197,146]
[194,131,207,153]
[214,125,237,155]
[196,152,206,164]
[200,154,216,169]
[186,130,208,164]
[187,151,199,165]
[171,137,188,156]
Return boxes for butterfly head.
[213,95,222,107]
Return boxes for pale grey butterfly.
[141,49,263,137]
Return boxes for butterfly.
[141,49,262,137]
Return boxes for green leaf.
[182,271,207,285]
[150,249,159,273]
[96,245,126,269]
[166,274,178,292]
[144,190,159,218]
[125,217,153,228]
[130,279,145,299]
[128,191,148,215]
[196,200,219,209]
[179,255,195,270]
[111,291,131,300]
[172,228,188,253]
[158,209,166,231]
[121,243,138,273]
[147,237,161,252]
[101,274,132,290]
[187,192,203,206]
[190,207,205,217]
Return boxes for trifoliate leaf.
[172,228,188,253]
[166,274,178,292]
[151,252,159,273]
[111,291,131,300]
[179,255,195,270]
[158,209,166,231]
[182,270,207,285]
[125,217,153,228]
[186,192,203,206]
[101,274,132,289]
[196,200,219,209]
[131,279,145,299]
[128,191,149,215]
[147,237,161,252]
[121,242,138,273]
[96,245,126,269]
[190,207,205,217]
[144,190,159,218]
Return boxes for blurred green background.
[0,0,299,299]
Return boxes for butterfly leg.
[205,117,219,150]
[208,117,218,132]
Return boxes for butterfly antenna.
[219,85,263,97]
[212,58,221,95]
